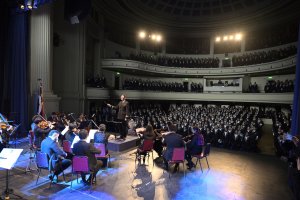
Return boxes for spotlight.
[20,4,25,9]
[151,34,156,40]
[215,37,221,42]
[156,35,162,42]
[223,36,228,41]
[139,31,146,39]
[235,33,242,41]
[27,0,33,9]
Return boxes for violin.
[37,121,49,129]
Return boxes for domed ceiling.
[97,0,300,36]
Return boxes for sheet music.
[0,148,23,170]
[70,129,98,148]
[71,135,80,148]
[61,126,69,136]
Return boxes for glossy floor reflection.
[0,145,292,200]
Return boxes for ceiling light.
[235,33,242,41]
[215,37,221,42]
[139,31,146,39]
[223,36,228,41]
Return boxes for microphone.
[91,114,95,118]
[68,113,74,116]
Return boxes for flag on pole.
[37,81,45,118]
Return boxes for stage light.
[215,37,221,42]
[20,4,25,9]
[27,0,33,9]
[235,33,242,41]
[156,35,162,42]
[223,36,228,41]
[139,31,146,39]
[151,34,157,40]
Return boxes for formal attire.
[41,137,71,176]
[185,134,204,168]
[32,122,51,148]
[72,140,103,182]
[112,100,129,139]
[65,130,76,144]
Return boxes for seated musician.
[32,115,51,148]
[64,122,78,144]
[94,124,110,146]
[136,124,156,163]
[162,122,184,172]
[72,130,103,185]
[185,127,205,170]
[41,130,72,181]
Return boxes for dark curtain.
[2,10,29,136]
[291,24,300,136]
[0,1,9,115]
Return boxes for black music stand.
[9,124,21,148]
[0,148,23,200]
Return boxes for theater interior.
[0,0,300,200]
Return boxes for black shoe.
[48,174,53,181]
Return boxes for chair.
[135,139,154,166]
[71,156,95,188]
[167,147,185,178]
[36,151,66,186]
[192,143,211,172]
[94,143,110,168]
[63,140,73,154]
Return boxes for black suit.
[162,132,184,161]
[41,137,71,176]
[112,100,129,138]
[72,140,103,182]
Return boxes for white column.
[30,4,60,115]
[241,40,246,53]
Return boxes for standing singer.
[107,94,129,140]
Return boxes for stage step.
[107,135,140,152]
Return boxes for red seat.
[192,143,211,172]
[135,139,154,166]
[63,140,72,153]
[94,143,110,168]
[71,156,95,188]
[167,147,185,178]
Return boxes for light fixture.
[223,36,228,41]
[215,37,221,42]
[20,4,25,9]
[235,33,242,41]
[138,31,146,39]
[156,35,162,42]
[151,34,157,40]
[229,35,234,40]
[27,0,33,9]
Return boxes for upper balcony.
[102,55,296,77]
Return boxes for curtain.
[291,24,300,136]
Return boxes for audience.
[191,82,203,93]
[123,78,187,92]
[248,82,259,93]
[129,53,220,68]
[232,46,296,67]
[265,80,294,93]
[86,74,106,88]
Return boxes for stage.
[0,138,293,200]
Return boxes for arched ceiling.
[96,0,300,36]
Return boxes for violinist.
[64,122,78,144]
[31,115,51,148]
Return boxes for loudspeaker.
[64,0,91,24]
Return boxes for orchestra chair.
[71,156,96,189]
[26,130,38,172]
[192,143,211,172]
[94,143,110,169]
[135,139,154,166]
[35,152,66,187]
[63,140,73,154]
[165,147,185,178]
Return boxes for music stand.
[9,124,21,148]
[0,148,23,200]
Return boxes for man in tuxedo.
[162,123,184,172]
[72,129,103,184]
[107,94,130,140]
[41,130,71,181]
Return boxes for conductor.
[107,94,129,140]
